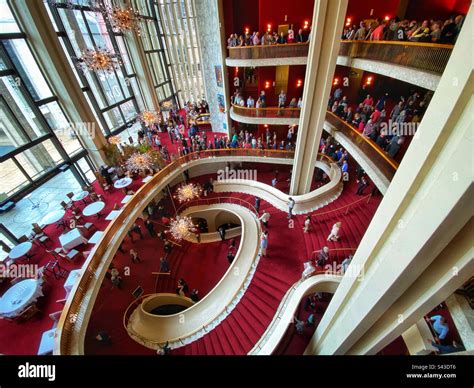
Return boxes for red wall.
[345,0,401,23]
[405,0,471,20]
[287,65,307,102]
[223,0,259,35]
[258,0,315,33]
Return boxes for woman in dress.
[327,222,342,242]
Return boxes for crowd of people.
[227,24,311,47]
[232,89,303,110]
[342,14,465,44]
[328,85,431,159]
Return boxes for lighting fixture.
[108,135,121,145]
[137,110,159,127]
[168,216,196,241]
[74,47,122,73]
[126,152,153,172]
[175,183,202,203]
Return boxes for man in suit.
[296,28,305,42]
[356,177,369,195]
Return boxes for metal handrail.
[56,148,290,355]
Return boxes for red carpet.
[0,178,144,355]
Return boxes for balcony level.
[226,43,309,67]
[227,41,454,91]
[231,104,397,194]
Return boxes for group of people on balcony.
[227,25,311,47]
[342,14,465,44]
[328,85,431,160]
[232,89,303,110]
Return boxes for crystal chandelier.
[108,5,145,35]
[175,183,202,203]
[161,100,174,110]
[108,135,121,145]
[168,216,196,241]
[126,152,153,172]
[74,48,122,73]
[137,110,159,127]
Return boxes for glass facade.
[46,0,144,136]
[0,0,90,205]
[154,0,204,106]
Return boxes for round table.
[83,201,106,217]
[0,278,43,318]
[71,191,89,202]
[114,177,132,190]
[41,210,66,226]
[8,242,33,260]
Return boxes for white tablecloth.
[71,191,89,202]
[114,177,132,189]
[105,210,121,221]
[8,242,33,260]
[121,195,133,204]
[38,328,56,355]
[64,269,82,294]
[0,279,43,318]
[59,228,87,250]
[88,231,104,244]
[83,201,105,217]
[40,210,66,226]
[142,176,153,183]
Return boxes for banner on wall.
[215,65,223,87]
[217,93,225,113]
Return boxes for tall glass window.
[154,0,204,106]
[47,0,145,136]
[0,0,88,204]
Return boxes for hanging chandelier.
[126,152,153,172]
[74,47,122,73]
[161,100,174,110]
[168,216,196,241]
[137,110,159,127]
[107,5,145,35]
[108,135,121,145]
[175,183,202,203]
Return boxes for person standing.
[110,268,122,289]
[356,177,369,195]
[176,278,189,296]
[145,219,156,237]
[218,225,226,241]
[427,315,450,343]
[255,196,261,213]
[160,257,170,273]
[287,197,296,218]
[227,250,235,264]
[259,231,269,257]
[327,222,342,242]
[130,248,141,263]
[190,289,199,302]
[258,210,271,228]
[303,215,311,233]
[317,246,330,267]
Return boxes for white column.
[290,0,348,195]
[305,8,474,355]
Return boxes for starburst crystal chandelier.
[108,5,144,35]
[74,48,122,73]
[137,110,159,127]
[126,152,153,172]
[176,183,202,203]
[108,135,121,145]
[168,216,196,241]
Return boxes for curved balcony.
[324,112,398,193]
[226,43,309,67]
[227,41,454,90]
[55,148,345,355]
[230,104,301,125]
[230,103,397,193]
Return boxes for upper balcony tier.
[226,40,454,90]
[226,42,310,66]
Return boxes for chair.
[66,192,74,200]
[77,222,96,236]
[60,200,72,211]
[16,304,42,323]
[44,259,69,280]
[18,235,29,243]
[0,240,11,253]
[49,310,63,328]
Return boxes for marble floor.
[0,170,84,260]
